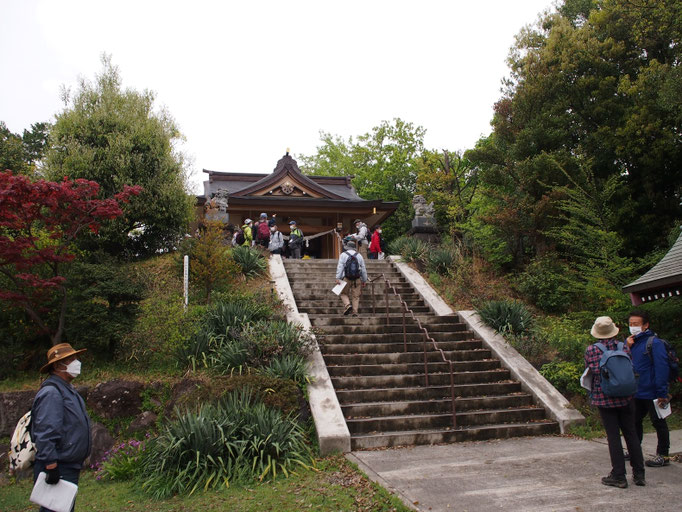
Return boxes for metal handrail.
[369,272,457,429]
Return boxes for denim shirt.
[31,375,91,468]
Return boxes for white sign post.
[183,255,189,311]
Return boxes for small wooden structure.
[622,231,682,305]
[197,153,399,258]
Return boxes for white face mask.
[629,326,642,336]
[62,359,81,378]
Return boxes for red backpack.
[257,221,270,241]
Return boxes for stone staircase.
[283,258,559,450]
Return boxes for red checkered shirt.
[584,338,633,408]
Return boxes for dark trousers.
[598,402,645,479]
[33,461,81,511]
[634,398,670,456]
[369,252,378,259]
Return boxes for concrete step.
[321,339,482,354]
[342,394,534,418]
[300,306,432,315]
[350,421,559,450]
[334,382,523,403]
[296,298,428,309]
[323,349,492,365]
[317,331,473,344]
[331,369,511,390]
[312,323,472,336]
[310,315,466,328]
[327,359,501,377]
[346,407,548,434]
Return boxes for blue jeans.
[33,461,81,512]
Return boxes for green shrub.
[507,332,554,369]
[539,360,584,397]
[534,316,593,364]
[93,437,148,481]
[516,255,575,313]
[139,388,312,498]
[477,300,533,334]
[260,355,310,388]
[426,246,456,275]
[231,246,267,278]
[387,236,410,256]
[400,238,429,263]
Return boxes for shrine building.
[197,152,399,258]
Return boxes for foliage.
[415,150,478,233]
[185,222,240,302]
[507,331,554,369]
[516,255,575,313]
[93,437,148,481]
[0,120,49,176]
[387,236,409,256]
[300,118,425,241]
[178,293,276,369]
[540,360,584,397]
[477,299,533,335]
[426,243,464,276]
[396,237,429,263]
[466,0,682,260]
[534,315,594,364]
[259,355,311,388]
[63,259,144,356]
[231,245,267,278]
[45,55,194,257]
[138,388,312,498]
[0,170,140,345]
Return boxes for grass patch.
[0,455,410,511]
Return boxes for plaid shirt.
[584,338,633,408]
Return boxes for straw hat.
[590,316,619,339]
[40,343,87,373]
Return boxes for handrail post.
[384,280,389,326]
[402,301,407,353]
[423,329,429,387]
[449,360,457,429]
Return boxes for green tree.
[46,55,194,257]
[468,0,682,259]
[415,150,478,235]
[300,118,425,240]
[189,222,239,303]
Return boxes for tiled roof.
[623,231,682,293]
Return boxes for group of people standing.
[233,213,305,258]
[586,311,673,489]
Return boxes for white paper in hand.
[30,471,78,512]
[332,281,347,296]
[580,367,592,391]
[653,399,672,419]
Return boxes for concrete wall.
[268,255,351,454]
[391,257,585,434]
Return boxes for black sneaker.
[623,451,630,461]
[351,312,358,317]
[645,455,670,467]
[343,305,353,316]
[601,474,628,488]
[633,474,646,486]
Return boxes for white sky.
[1,0,555,193]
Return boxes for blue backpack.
[595,342,638,397]
[646,336,680,384]
[343,251,361,280]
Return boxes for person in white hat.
[32,343,91,508]
[584,316,644,488]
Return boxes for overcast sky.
[1,0,556,192]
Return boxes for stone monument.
[408,194,439,243]
[204,189,230,223]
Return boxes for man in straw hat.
[31,343,91,508]
[584,316,644,488]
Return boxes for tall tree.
[467,0,682,258]
[300,118,426,240]
[0,171,140,345]
[46,55,194,257]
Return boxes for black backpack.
[646,336,681,384]
[235,229,245,245]
[344,251,361,280]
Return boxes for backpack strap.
[616,341,625,352]
[595,342,607,354]
[645,335,655,362]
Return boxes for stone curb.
[268,255,351,454]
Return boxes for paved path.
[348,430,681,512]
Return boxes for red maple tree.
[0,171,142,345]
